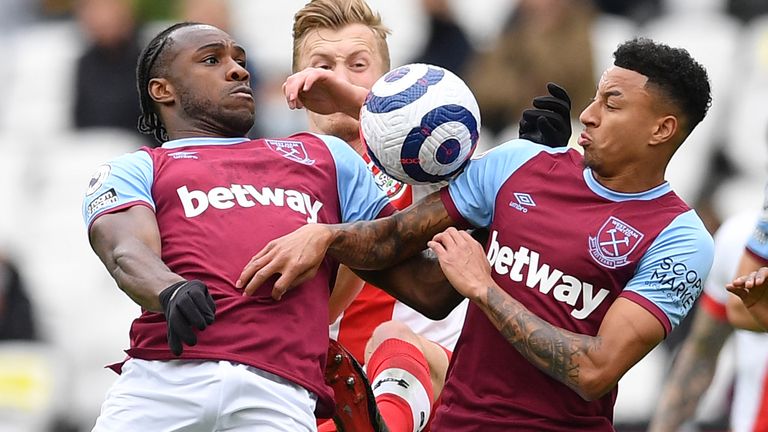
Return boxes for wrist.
[346,87,369,119]
[159,280,188,313]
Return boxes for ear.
[649,115,677,146]
[148,77,175,105]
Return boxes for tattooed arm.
[428,227,666,401]
[647,305,732,432]
[238,192,457,301]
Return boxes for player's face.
[164,25,255,137]
[577,66,660,178]
[297,23,388,147]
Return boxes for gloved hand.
[518,82,572,148]
[159,280,216,356]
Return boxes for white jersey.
[703,211,768,432]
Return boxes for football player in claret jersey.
[239,37,715,431]
[288,2,463,430]
[287,1,570,431]
[81,22,397,431]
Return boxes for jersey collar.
[583,168,672,202]
[162,137,250,149]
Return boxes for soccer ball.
[360,63,481,185]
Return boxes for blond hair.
[292,0,391,72]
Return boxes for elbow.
[574,369,616,402]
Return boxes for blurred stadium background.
[0,0,767,430]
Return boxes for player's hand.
[727,266,768,308]
[518,82,572,148]
[159,280,216,356]
[237,224,334,300]
[283,67,369,119]
[427,227,494,302]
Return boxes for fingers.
[532,95,570,118]
[271,267,317,301]
[537,117,559,145]
[188,290,216,326]
[755,267,768,285]
[237,246,274,290]
[546,82,571,105]
[179,298,207,331]
[283,70,318,110]
[168,313,197,355]
[168,331,183,357]
[241,257,282,296]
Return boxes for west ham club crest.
[588,216,644,269]
[265,139,315,165]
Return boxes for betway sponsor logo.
[177,184,323,223]
[486,230,609,319]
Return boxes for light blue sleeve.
[447,139,569,227]
[81,151,155,228]
[746,182,768,260]
[624,209,715,330]
[318,134,392,223]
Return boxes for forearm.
[648,312,732,431]
[104,240,183,311]
[476,284,602,400]
[89,208,182,312]
[353,248,464,319]
[329,192,455,269]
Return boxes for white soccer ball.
[360,63,481,185]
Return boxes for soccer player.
[288,1,571,431]
[289,3,462,431]
[649,210,768,432]
[726,183,768,330]
[82,22,396,431]
[238,37,715,430]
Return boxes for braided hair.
[136,22,203,143]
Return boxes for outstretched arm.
[428,228,665,401]
[283,67,369,119]
[238,191,456,300]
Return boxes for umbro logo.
[509,192,535,213]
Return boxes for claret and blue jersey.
[81,133,394,417]
[434,139,714,431]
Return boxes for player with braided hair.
[83,22,397,431]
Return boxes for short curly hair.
[613,37,711,137]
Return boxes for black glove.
[518,82,572,148]
[159,280,216,356]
